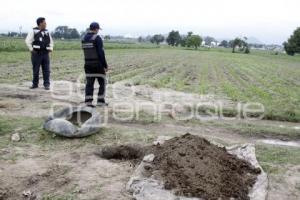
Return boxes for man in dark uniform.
[81,22,109,107]
[25,17,54,90]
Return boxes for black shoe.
[85,102,95,108]
[97,102,109,107]
[30,85,38,89]
[44,86,50,90]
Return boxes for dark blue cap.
[90,22,101,30]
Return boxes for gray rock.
[22,190,36,199]
[143,154,155,163]
[227,144,268,200]
[153,136,173,145]
[43,106,102,137]
[11,133,21,142]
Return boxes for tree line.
[143,27,300,55]
[1,26,82,39]
[145,30,250,54]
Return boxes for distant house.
[201,40,220,48]
[210,41,220,47]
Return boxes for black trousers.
[31,52,50,87]
[84,64,106,103]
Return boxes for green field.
[0,37,158,51]
[0,38,300,122]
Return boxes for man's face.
[39,20,47,29]
[91,29,99,34]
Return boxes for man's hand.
[105,66,109,73]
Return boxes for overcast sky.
[0,0,299,44]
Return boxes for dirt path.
[0,143,133,200]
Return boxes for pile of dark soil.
[97,134,261,200]
[151,133,261,200]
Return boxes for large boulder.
[43,106,101,137]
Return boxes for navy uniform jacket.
[82,32,108,69]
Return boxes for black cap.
[36,17,45,26]
[89,22,101,30]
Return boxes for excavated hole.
[95,144,146,160]
[66,111,92,125]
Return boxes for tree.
[283,27,300,56]
[231,38,241,53]
[204,36,216,45]
[179,32,193,47]
[52,26,80,39]
[186,34,202,49]
[150,34,165,45]
[166,30,181,46]
[179,32,202,49]
[7,32,18,37]
[52,26,68,38]
[219,40,229,48]
[104,35,111,40]
[69,28,80,39]
[242,37,250,54]
[283,42,296,56]
[138,36,144,43]
[180,36,187,47]
[231,38,243,53]
[245,46,250,54]
[230,37,250,54]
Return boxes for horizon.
[0,0,299,45]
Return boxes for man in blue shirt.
[81,22,109,107]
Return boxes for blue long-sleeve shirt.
[83,32,108,68]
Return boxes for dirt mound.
[151,133,261,200]
[97,134,261,200]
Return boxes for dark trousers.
[31,52,50,87]
[84,64,106,103]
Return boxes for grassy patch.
[0,115,155,155]
[111,109,161,125]
[217,121,300,140]
[0,37,158,52]
[181,118,300,140]
[256,144,300,174]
